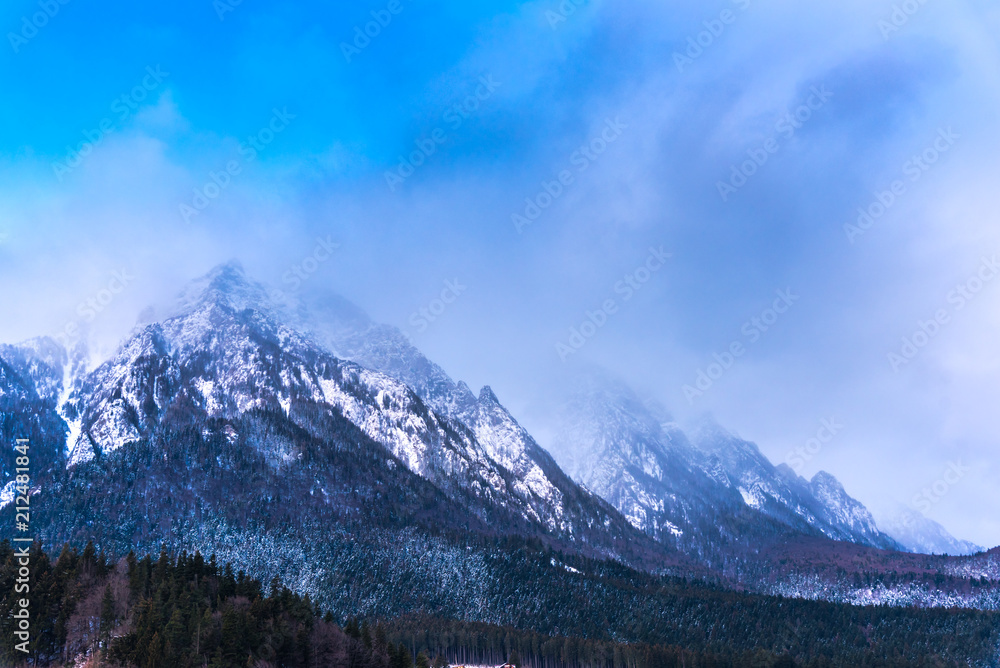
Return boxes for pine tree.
[81,541,97,575]
[397,642,414,668]
[145,631,164,668]
[100,584,115,643]
[362,619,373,649]
[165,606,188,657]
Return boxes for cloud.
[0,0,998,547]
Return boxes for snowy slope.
[877,505,983,556]
[0,338,66,406]
[680,419,897,550]
[283,288,636,543]
[546,371,740,547]
[270,282,901,557]
[545,369,900,556]
[0,343,69,501]
[1,261,996,613]
[55,263,645,556]
[62,265,534,522]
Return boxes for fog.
[1,0,998,546]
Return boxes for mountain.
[53,262,656,562]
[2,261,996,623]
[278,288,912,568]
[0,338,70,501]
[877,505,984,556]
[277,288,667,553]
[284,292,899,561]
[0,262,710,632]
[543,369,900,566]
[691,421,898,549]
[800,469,889,544]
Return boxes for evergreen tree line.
[0,541,376,667]
[0,541,995,668]
[378,614,983,668]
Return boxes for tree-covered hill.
[2,542,998,667]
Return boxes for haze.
[1,0,998,547]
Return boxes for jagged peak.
[875,504,984,556]
[810,470,844,492]
[170,260,276,320]
[192,260,252,295]
[689,418,763,462]
[478,385,500,406]
[774,462,802,482]
[207,258,246,278]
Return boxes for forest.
[1,541,997,668]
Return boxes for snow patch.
[0,481,17,510]
[739,486,764,509]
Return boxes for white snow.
[193,378,220,414]
[0,480,17,510]
[739,486,764,509]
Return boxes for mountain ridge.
[1,261,995,617]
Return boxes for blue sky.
[2,0,999,547]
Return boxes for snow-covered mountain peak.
[775,462,799,481]
[877,505,984,556]
[478,385,501,406]
[12,263,911,568]
[46,264,658,551]
[171,260,277,319]
[545,368,902,553]
[810,470,843,491]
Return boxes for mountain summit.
[2,262,993,619]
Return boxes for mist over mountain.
[3,260,1000,668]
[2,263,994,600]
[4,1,1000,664]
[877,505,984,557]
